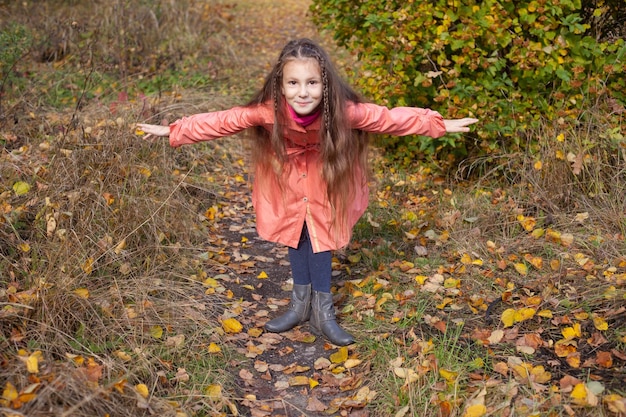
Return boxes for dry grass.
[1,93,246,415]
[1,1,254,415]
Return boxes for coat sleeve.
[168,105,271,147]
[347,102,446,138]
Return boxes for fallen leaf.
[330,347,349,364]
[307,395,328,412]
[222,318,243,334]
[150,325,163,339]
[488,329,504,344]
[593,316,608,331]
[205,384,222,401]
[463,404,487,417]
[74,288,90,299]
[501,308,516,327]
[514,263,528,276]
[136,383,149,398]
[13,181,31,195]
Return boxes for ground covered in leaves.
[1,0,625,416]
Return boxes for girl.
[137,38,477,346]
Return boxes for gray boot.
[265,284,312,333]
[310,290,355,346]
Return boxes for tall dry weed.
[448,101,625,261]
[1,92,245,415]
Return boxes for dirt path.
[206,2,367,416]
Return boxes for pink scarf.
[287,104,321,127]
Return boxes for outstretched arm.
[136,123,170,141]
[444,118,479,133]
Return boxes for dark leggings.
[288,224,332,293]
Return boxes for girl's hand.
[444,118,479,133]
[136,123,170,141]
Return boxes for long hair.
[247,38,370,238]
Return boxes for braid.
[321,65,331,141]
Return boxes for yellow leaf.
[114,239,126,254]
[517,215,536,232]
[74,288,90,299]
[208,343,222,353]
[150,325,163,339]
[136,383,149,399]
[571,383,588,405]
[204,206,218,220]
[309,378,319,389]
[550,259,560,270]
[348,254,361,263]
[18,243,31,252]
[439,368,458,382]
[514,263,528,276]
[556,133,565,142]
[82,257,94,275]
[562,323,581,340]
[546,229,561,243]
[26,352,41,374]
[257,271,268,279]
[203,277,218,287]
[114,351,132,361]
[221,318,243,334]
[463,404,487,417]
[501,308,516,327]
[444,278,460,288]
[13,181,31,196]
[113,379,127,394]
[530,365,551,383]
[205,384,222,401]
[2,382,18,402]
[514,307,536,323]
[533,160,542,170]
[248,327,263,337]
[566,353,581,368]
[528,257,543,270]
[593,317,608,331]
[415,275,428,285]
[460,253,472,265]
[138,167,152,178]
[537,309,553,318]
[531,228,545,238]
[330,346,349,364]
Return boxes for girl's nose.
[298,85,308,97]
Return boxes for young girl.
[137,38,477,346]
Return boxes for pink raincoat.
[169,102,446,252]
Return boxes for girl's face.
[281,58,323,116]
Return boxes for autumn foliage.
[310,0,626,161]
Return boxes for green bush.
[311,0,626,164]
